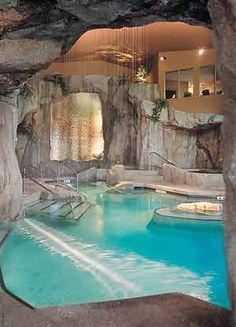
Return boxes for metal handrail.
[29,178,76,217]
[29,178,63,201]
[60,160,80,189]
[40,162,58,180]
[149,151,177,167]
[57,181,87,203]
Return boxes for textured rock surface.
[160,107,224,129]
[0,0,211,95]
[0,94,22,221]
[106,164,125,186]
[138,101,223,169]
[162,164,224,189]
[18,75,222,172]
[209,0,236,321]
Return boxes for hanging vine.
[147,98,168,121]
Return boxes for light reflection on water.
[0,185,229,308]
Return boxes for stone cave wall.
[138,118,223,170]
[16,73,159,175]
[136,100,224,170]
[16,73,224,176]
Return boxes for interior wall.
[158,49,216,97]
[168,94,225,114]
[157,49,225,114]
[45,60,134,78]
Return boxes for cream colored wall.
[168,94,225,114]
[44,60,134,77]
[158,49,225,114]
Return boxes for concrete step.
[123,170,163,183]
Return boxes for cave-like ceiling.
[59,22,213,68]
[0,0,210,94]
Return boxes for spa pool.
[0,184,229,308]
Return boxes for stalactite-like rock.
[0,0,210,95]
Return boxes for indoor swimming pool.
[0,184,229,309]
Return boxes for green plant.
[50,73,68,96]
[149,98,168,121]
[135,65,149,83]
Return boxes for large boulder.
[106,164,125,187]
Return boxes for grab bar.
[150,151,177,167]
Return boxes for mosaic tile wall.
[50,93,104,161]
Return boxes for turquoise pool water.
[0,184,229,308]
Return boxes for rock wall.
[16,74,160,173]
[0,94,22,222]
[138,104,223,170]
[0,1,211,95]
[209,0,236,320]
[16,74,224,174]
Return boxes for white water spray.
[24,219,139,293]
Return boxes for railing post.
[56,161,60,184]
[76,173,79,190]
[40,162,43,181]
[22,167,26,194]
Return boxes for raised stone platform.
[153,183,225,198]
[154,207,222,222]
[163,164,224,189]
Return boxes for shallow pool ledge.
[0,291,231,327]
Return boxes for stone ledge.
[0,291,231,327]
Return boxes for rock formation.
[106,164,125,187]
[209,0,236,320]
[0,0,211,95]
[16,74,222,175]
[1,0,236,325]
[0,94,22,220]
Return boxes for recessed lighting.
[160,56,166,61]
[198,48,205,56]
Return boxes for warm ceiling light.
[198,48,205,56]
[160,56,166,61]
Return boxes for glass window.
[199,65,215,96]
[165,71,178,99]
[179,68,194,98]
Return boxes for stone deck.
[0,291,231,327]
[120,181,225,198]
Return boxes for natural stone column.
[209,0,236,324]
[0,94,22,222]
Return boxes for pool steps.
[24,179,92,221]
